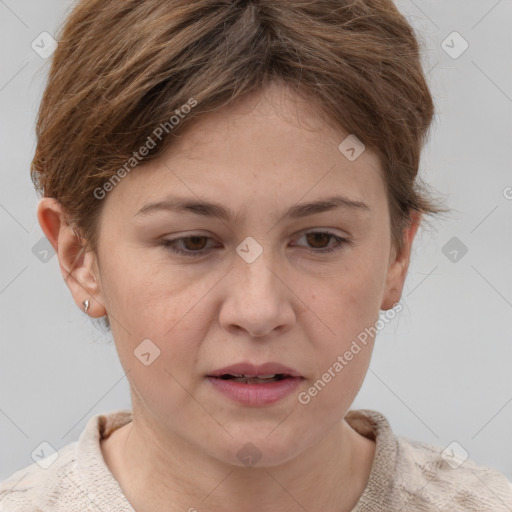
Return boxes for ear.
[380,210,421,310]
[37,198,106,318]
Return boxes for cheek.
[99,240,214,330]
[299,244,388,393]
[100,254,222,393]
[103,274,210,420]
[295,282,380,423]
[307,248,387,343]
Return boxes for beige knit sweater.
[1,408,511,511]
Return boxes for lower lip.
[205,376,303,406]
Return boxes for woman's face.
[70,83,416,466]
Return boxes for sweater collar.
[345,409,400,511]
[77,408,398,511]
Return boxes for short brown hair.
[31,0,444,258]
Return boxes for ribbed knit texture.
[1,408,511,511]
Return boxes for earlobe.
[37,198,106,318]
[380,211,421,310]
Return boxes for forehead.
[104,82,387,219]
[168,82,374,165]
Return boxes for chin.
[212,429,309,469]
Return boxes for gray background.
[1,0,511,483]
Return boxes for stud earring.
[82,299,90,313]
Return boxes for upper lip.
[207,362,303,378]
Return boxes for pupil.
[186,236,207,250]
[307,232,329,248]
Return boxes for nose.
[218,251,296,339]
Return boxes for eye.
[161,235,216,257]
[292,230,349,254]
[161,230,349,258]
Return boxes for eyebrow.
[134,194,370,223]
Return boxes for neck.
[101,412,375,512]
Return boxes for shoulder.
[0,409,133,511]
[346,409,512,511]
[395,435,512,511]
[0,441,80,511]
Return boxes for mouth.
[212,373,292,384]
[205,363,304,405]
[207,361,303,380]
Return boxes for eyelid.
[294,226,350,240]
[161,228,350,258]
[161,233,218,257]
[291,229,349,254]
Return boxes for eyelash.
[160,231,349,258]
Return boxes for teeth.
[222,373,279,378]
[216,373,289,381]
[233,376,276,383]
[227,374,285,384]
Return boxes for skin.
[38,81,420,512]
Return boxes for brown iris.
[305,232,331,249]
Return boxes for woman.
[1,0,511,510]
